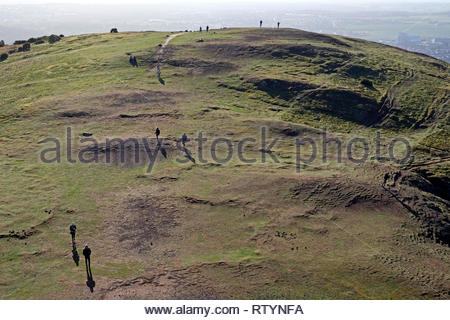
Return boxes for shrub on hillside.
[0,40,4,47]
[360,79,373,88]
[110,28,118,33]
[0,53,8,62]
[22,43,31,52]
[14,40,27,45]
[48,34,61,44]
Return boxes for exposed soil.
[108,193,180,253]
[240,29,352,48]
[57,110,92,118]
[243,119,322,137]
[118,112,182,119]
[383,170,450,245]
[99,262,267,299]
[166,58,236,75]
[48,89,182,122]
[203,43,351,60]
[289,178,385,209]
[78,137,178,167]
[92,90,178,107]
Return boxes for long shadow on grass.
[71,241,80,266]
[85,256,95,293]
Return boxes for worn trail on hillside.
[150,32,184,73]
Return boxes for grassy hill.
[0,28,449,299]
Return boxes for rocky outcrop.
[383,171,450,245]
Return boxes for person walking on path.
[83,244,92,277]
[156,64,161,78]
[83,244,95,292]
[155,127,161,141]
[181,133,188,147]
[70,222,77,242]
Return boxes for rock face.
[383,171,450,245]
[23,43,31,51]
[48,34,61,44]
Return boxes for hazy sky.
[2,0,448,4]
[1,0,449,45]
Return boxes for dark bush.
[18,47,23,52]
[35,40,45,45]
[8,49,16,54]
[14,40,27,45]
[360,79,373,88]
[110,28,118,33]
[0,40,4,47]
[0,53,8,62]
[48,34,61,44]
[28,37,37,43]
[59,34,64,38]
[22,43,31,52]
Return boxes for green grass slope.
[0,28,449,299]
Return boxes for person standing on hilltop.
[69,222,77,242]
[206,25,209,32]
[277,22,280,29]
[200,26,202,32]
[260,20,263,28]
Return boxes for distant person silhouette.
[133,56,138,67]
[260,20,263,28]
[181,133,188,147]
[206,25,209,32]
[129,55,134,66]
[83,244,92,275]
[200,26,202,32]
[277,22,280,29]
[69,222,76,242]
[155,128,161,140]
[83,244,95,292]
